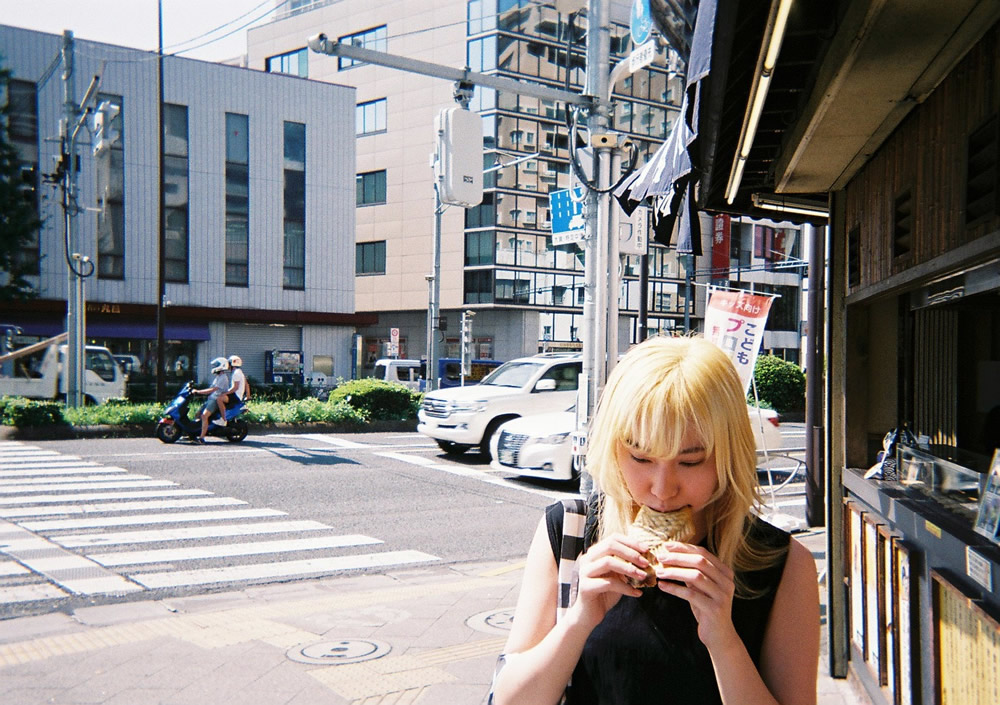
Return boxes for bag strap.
[556,497,588,621]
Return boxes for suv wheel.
[479,417,514,459]
[437,440,470,456]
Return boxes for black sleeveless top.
[545,502,791,705]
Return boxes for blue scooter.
[155,381,248,444]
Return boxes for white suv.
[417,353,582,457]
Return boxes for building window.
[465,231,495,265]
[356,170,386,205]
[356,98,386,135]
[468,0,497,34]
[96,93,125,279]
[266,48,308,77]
[225,113,249,287]
[464,269,494,304]
[163,103,189,283]
[283,121,306,290]
[356,241,386,275]
[7,78,40,275]
[338,25,387,70]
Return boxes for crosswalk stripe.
[0,466,122,478]
[0,583,68,603]
[0,473,153,486]
[132,549,440,588]
[89,534,384,566]
[0,560,31,576]
[0,488,213,505]
[0,479,175,494]
[56,520,331,547]
[21,508,287,531]
[0,496,246,518]
[0,456,84,464]
[268,433,369,448]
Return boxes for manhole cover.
[466,608,515,635]
[287,638,391,665]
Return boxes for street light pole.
[155,0,167,402]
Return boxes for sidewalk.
[0,530,872,705]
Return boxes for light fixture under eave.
[752,193,829,219]
[725,0,794,204]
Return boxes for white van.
[372,358,425,390]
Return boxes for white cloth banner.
[703,289,773,395]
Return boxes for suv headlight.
[539,431,571,445]
[448,400,488,413]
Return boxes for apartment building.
[247,0,808,370]
[1,24,368,387]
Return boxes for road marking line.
[0,465,120,478]
[375,452,565,499]
[0,496,246,518]
[21,507,286,531]
[0,560,31,576]
[267,433,369,448]
[0,520,142,596]
[0,479,175,494]
[0,488,213,505]
[0,473,150,487]
[56,519,331,547]
[0,583,68,604]
[131,549,440,588]
[89,534,384,566]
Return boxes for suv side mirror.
[535,378,557,392]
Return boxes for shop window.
[893,188,913,259]
[965,115,998,225]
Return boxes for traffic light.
[18,165,38,207]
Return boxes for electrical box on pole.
[435,107,483,208]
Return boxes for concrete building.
[0,24,369,390]
[246,0,809,374]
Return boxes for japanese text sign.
[703,289,773,394]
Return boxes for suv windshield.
[480,361,544,388]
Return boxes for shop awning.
[9,318,210,341]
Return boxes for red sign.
[712,214,731,278]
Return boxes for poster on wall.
[894,539,914,705]
[864,517,884,681]
[974,449,1000,543]
[848,502,866,654]
[881,527,896,700]
[932,571,1000,705]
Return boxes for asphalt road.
[0,424,809,620]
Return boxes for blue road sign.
[549,187,586,242]
[631,0,652,46]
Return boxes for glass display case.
[896,444,990,520]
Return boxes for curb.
[0,418,418,441]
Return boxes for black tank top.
[545,502,790,705]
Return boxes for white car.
[490,404,783,483]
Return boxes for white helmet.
[210,357,229,374]
[228,355,242,367]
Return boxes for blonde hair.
[586,335,783,595]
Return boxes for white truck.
[372,358,425,390]
[0,333,126,404]
[417,352,582,457]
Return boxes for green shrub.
[62,402,165,427]
[327,378,422,421]
[751,355,805,413]
[242,398,366,426]
[2,399,66,427]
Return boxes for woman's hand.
[568,533,650,629]
[654,542,739,651]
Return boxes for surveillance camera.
[307,33,328,53]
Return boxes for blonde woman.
[492,336,819,705]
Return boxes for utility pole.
[155,0,168,402]
[58,31,99,408]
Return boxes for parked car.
[418,352,582,457]
[114,354,142,377]
[490,404,783,483]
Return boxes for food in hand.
[626,505,695,588]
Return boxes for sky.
[0,0,278,62]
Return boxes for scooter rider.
[193,357,229,443]
[225,355,250,404]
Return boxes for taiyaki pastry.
[626,505,695,588]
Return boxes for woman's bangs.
[617,382,713,459]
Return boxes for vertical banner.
[703,288,773,394]
[712,214,731,279]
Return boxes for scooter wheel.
[156,421,182,444]
[225,419,248,443]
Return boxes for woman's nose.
[649,462,680,502]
